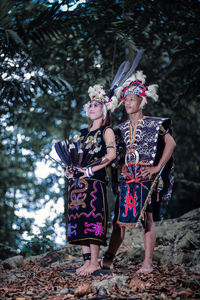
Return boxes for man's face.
[124,94,142,115]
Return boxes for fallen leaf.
[154,245,164,250]
[160,292,167,299]
[123,244,132,251]
[62,294,74,299]
[129,277,151,292]
[74,282,91,297]
[64,254,75,260]
[173,288,193,298]
[21,260,29,268]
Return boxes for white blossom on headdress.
[88,84,107,103]
[85,84,118,118]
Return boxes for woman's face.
[124,94,142,114]
[88,100,104,121]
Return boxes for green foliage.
[21,220,57,257]
[0,0,71,102]
[0,243,18,261]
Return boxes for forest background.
[0,0,199,260]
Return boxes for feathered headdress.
[109,49,159,108]
[115,70,158,108]
[85,50,145,117]
[85,49,158,116]
[85,84,118,118]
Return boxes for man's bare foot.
[76,260,90,274]
[137,261,153,274]
[80,262,101,275]
[100,258,114,270]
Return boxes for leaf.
[7,29,26,48]
[123,244,132,251]
[129,277,151,292]
[74,283,91,297]
[172,288,194,298]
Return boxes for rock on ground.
[0,208,199,272]
[118,208,200,271]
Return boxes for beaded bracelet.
[88,167,94,176]
[85,167,94,177]
[85,168,90,177]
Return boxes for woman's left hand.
[139,165,161,179]
[76,167,87,179]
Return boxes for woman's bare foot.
[76,260,90,274]
[137,260,153,274]
[100,258,114,270]
[80,262,101,275]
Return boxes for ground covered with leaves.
[0,259,200,300]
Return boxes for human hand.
[76,167,86,179]
[66,167,74,179]
[112,181,120,195]
[139,165,161,180]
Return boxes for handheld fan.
[54,136,103,179]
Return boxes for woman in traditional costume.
[66,85,117,275]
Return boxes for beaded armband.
[106,141,116,149]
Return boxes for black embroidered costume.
[67,125,111,245]
[112,116,174,227]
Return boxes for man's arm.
[140,133,176,178]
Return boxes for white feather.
[102,104,107,119]
[139,97,147,109]
[84,102,90,117]
[135,70,146,84]
[145,84,159,101]
[106,96,119,112]
[115,86,124,100]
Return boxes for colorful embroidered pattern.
[67,223,77,237]
[70,180,88,210]
[122,185,138,218]
[113,116,174,207]
[84,222,104,236]
[118,180,153,227]
[67,125,109,245]
[117,117,171,165]
[67,178,107,244]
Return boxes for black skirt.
[67,177,108,246]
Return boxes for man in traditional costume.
[101,69,176,273]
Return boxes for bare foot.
[100,258,114,270]
[80,262,101,275]
[76,260,90,274]
[137,261,153,274]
